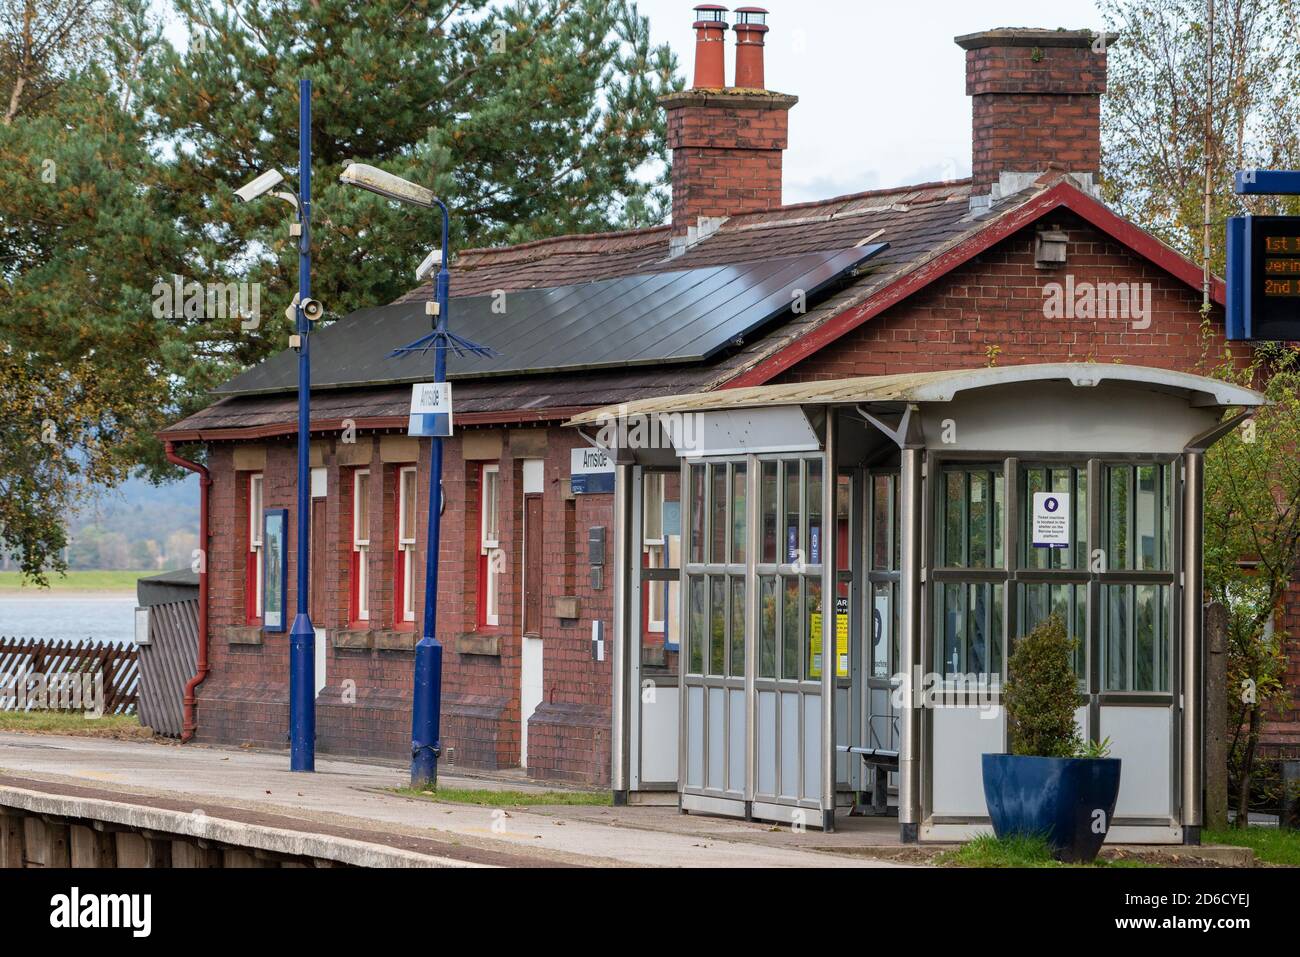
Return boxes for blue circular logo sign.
[1044,496,1060,513]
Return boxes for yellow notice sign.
[808,612,849,679]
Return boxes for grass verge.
[0,710,154,739]
[936,833,1149,868]
[393,785,612,807]
[1205,827,1300,867]
[0,570,155,592]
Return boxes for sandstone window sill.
[455,633,502,657]
[225,626,264,646]
[373,630,417,652]
[330,629,375,650]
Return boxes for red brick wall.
[962,39,1107,193]
[778,214,1216,380]
[195,428,617,783]
[198,444,290,750]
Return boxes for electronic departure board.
[1226,215,1300,340]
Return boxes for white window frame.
[249,473,264,619]
[643,472,667,633]
[353,469,370,622]
[398,466,417,623]
[481,464,501,627]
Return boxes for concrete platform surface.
[0,734,904,868]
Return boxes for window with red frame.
[478,463,501,627]
[394,466,417,627]
[245,473,264,623]
[350,469,371,624]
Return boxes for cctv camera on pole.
[415,248,443,283]
[233,169,286,204]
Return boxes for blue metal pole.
[411,201,451,789]
[289,77,316,772]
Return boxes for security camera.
[415,248,443,282]
[300,298,325,322]
[234,169,286,204]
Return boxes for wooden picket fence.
[0,638,139,715]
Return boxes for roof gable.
[723,178,1224,388]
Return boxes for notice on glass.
[1032,492,1070,549]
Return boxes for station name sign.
[571,447,615,495]
[408,382,453,438]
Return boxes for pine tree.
[142,0,681,409]
[0,0,680,581]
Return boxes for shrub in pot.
[981,614,1121,863]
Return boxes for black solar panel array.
[215,245,887,397]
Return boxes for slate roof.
[212,247,888,395]
[163,177,1051,438]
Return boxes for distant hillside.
[0,475,201,573]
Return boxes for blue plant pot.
[981,753,1122,863]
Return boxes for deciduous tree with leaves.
[1100,0,1300,273]
[0,3,187,581]
[1202,339,1300,824]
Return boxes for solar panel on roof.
[214,245,887,397]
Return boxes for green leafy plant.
[1202,340,1300,826]
[1075,736,1113,759]
[1004,614,1082,758]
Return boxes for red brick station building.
[161,11,1299,813]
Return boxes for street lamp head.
[233,169,286,203]
[339,163,436,208]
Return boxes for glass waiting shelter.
[572,365,1263,842]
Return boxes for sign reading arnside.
[408,383,453,438]
[571,448,615,495]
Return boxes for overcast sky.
[635,0,1107,203]
[158,1,1107,203]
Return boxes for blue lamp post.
[288,78,316,773]
[232,78,317,772]
[338,164,491,789]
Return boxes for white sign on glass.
[1031,492,1070,549]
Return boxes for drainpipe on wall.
[165,440,211,743]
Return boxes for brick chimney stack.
[662,6,796,250]
[956,29,1111,209]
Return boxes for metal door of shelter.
[864,469,902,788]
[680,452,834,827]
[626,466,683,793]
